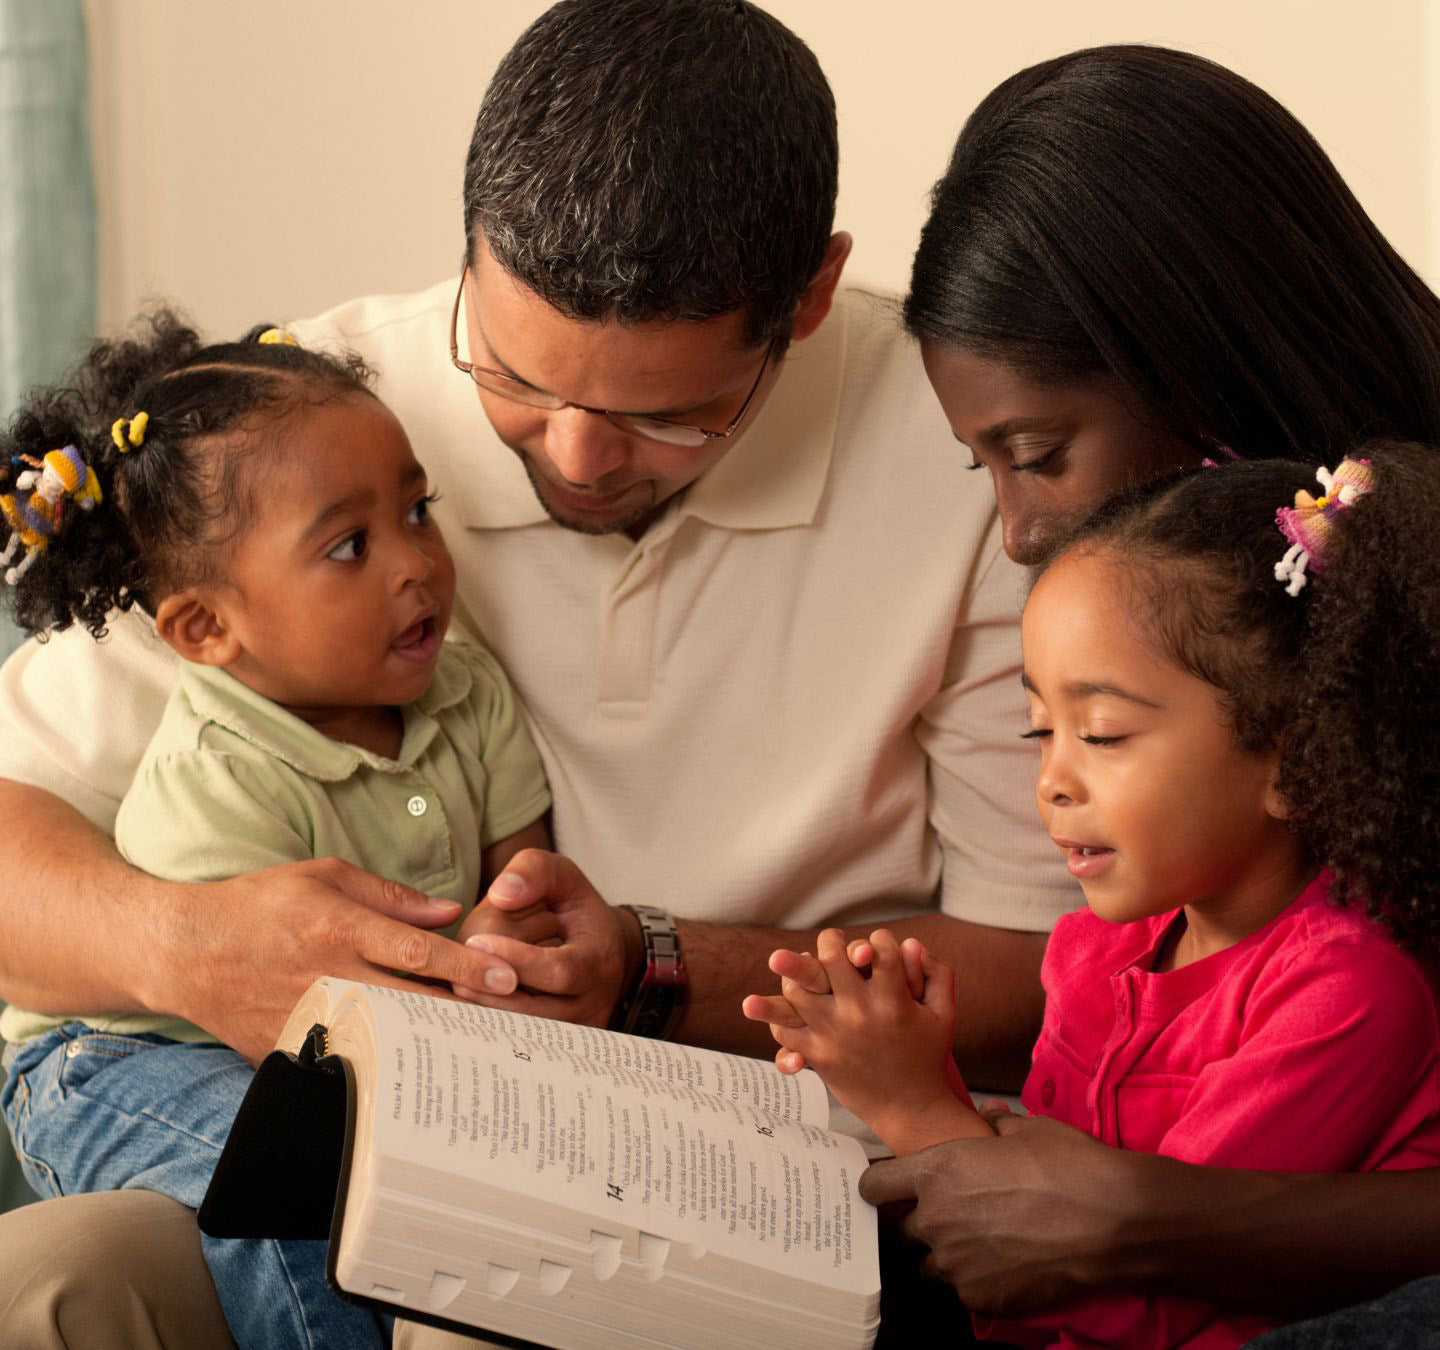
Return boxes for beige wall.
[86,0,1436,335]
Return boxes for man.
[0,1,1072,1344]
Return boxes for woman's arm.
[861,1104,1440,1320]
[863,935,1440,1323]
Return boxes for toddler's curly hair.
[1,307,372,638]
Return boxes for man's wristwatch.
[609,904,688,1040]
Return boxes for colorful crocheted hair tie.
[256,327,299,346]
[111,411,149,453]
[0,444,104,585]
[1274,458,1375,597]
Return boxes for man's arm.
[861,1111,1440,1318]
[0,781,169,1019]
[460,849,1047,1084]
[673,911,1044,1082]
[0,781,527,1063]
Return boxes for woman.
[908,43,1440,565]
[864,43,1440,1343]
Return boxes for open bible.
[199,978,880,1349]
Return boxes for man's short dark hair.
[463,0,838,347]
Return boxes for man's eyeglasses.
[449,271,775,449]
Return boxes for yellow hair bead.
[110,412,148,452]
[257,327,299,346]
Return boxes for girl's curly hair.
[0,307,372,639]
[1051,444,1440,953]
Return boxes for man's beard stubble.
[519,454,661,537]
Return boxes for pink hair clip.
[1274,458,1375,596]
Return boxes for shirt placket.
[1091,968,1149,1147]
[388,764,455,892]
[596,529,674,720]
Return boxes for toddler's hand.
[452,895,562,999]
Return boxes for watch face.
[631,999,678,1040]
[612,906,687,1039]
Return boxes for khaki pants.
[0,1190,964,1348]
[0,1191,493,1349]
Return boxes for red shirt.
[982,873,1440,1349]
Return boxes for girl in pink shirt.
[744,445,1440,1347]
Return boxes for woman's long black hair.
[906,45,1440,461]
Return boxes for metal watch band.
[610,904,688,1040]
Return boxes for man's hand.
[170,857,525,1063]
[458,849,635,1027]
[859,1105,1144,1316]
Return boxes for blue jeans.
[1248,1277,1440,1348]
[1,1023,387,1350]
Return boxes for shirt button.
[1041,1079,1056,1107]
[406,796,428,817]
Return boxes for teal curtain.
[0,0,97,1210]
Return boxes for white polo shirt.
[0,282,1077,934]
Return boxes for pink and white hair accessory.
[1274,457,1375,596]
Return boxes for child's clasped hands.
[741,929,992,1155]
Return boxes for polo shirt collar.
[677,299,845,531]
[449,294,847,534]
[177,647,474,782]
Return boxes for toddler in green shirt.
[0,310,550,1349]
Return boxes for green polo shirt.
[0,640,549,1046]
